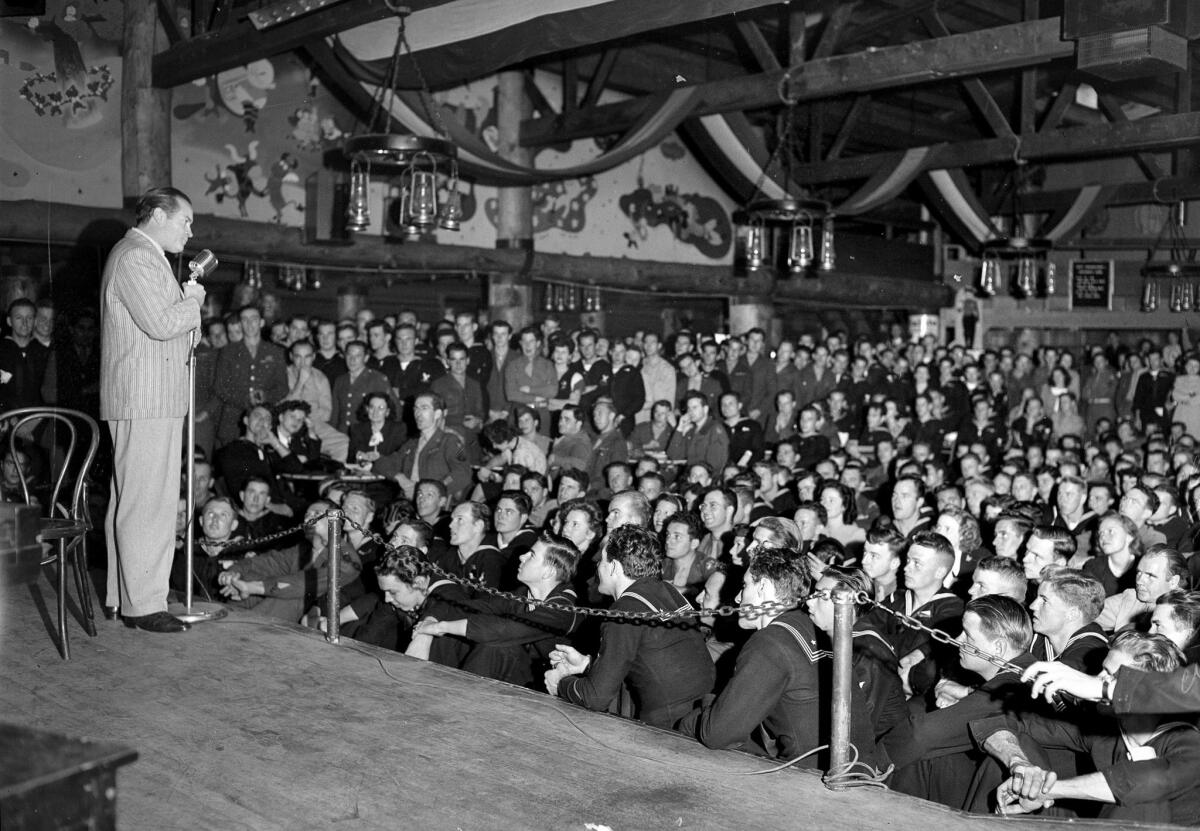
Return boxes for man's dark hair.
[894,474,927,500]
[908,530,955,566]
[521,470,549,490]
[135,186,190,225]
[376,546,431,582]
[794,500,828,526]
[416,478,448,500]
[558,468,590,492]
[483,419,517,448]
[497,489,532,517]
[748,548,810,605]
[273,398,312,420]
[964,594,1033,653]
[458,500,492,533]
[866,523,906,556]
[7,297,35,317]
[604,524,662,580]
[537,531,581,583]
[393,517,433,549]
[663,510,704,542]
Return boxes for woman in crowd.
[819,480,865,563]
[347,392,405,468]
[1171,354,1200,440]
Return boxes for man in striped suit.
[101,187,206,633]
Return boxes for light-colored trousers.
[105,418,182,616]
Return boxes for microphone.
[187,249,218,283]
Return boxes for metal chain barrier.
[197,519,314,553]
[335,515,804,623]
[209,514,1028,677]
[849,591,1027,676]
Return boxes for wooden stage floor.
[0,568,1159,831]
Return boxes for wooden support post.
[491,70,534,331]
[728,297,777,343]
[122,0,172,203]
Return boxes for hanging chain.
[204,514,1036,675]
[336,515,804,623]
[851,591,1027,676]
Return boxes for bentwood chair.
[3,407,101,659]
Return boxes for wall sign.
[1069,260,1113,310]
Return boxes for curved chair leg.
[69,538,97,637]
[57,540,70,660]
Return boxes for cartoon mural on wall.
[449,75,734,263]
[0,0,123,196]
[617,176,731,260]
[483,176,598,235]
[2,5,735,264]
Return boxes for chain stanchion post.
[326,510,343,645]
[828,587,855,785]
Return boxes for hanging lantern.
[1181,279,1193,312]
[543,283,556,312]
[979,256,999,296]
[786,220,814,273]
[745,221,766,269]
[345,160,371,232]
[566,286,578,312]
[402,152,439,228]
[1043,261,1056,295]
[1016,257,1036,297]
[819,214,836,272]
[341,6,459,237]
[1142,278,1159,312]
[436,160,463,231]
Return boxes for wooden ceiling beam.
[919,10,1013,138]
[1097,93,1165,180]
[522,17,1072,147]
[580,50,620,111]
[1021,175,1200,215]
[154,0,394,89]
[811,1,857,60]
[790,110,1200,184]
[734,19,781,71]
[153,0,783,91]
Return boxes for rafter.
[1098,93,1165,180]
[920,10,1013,138]
[734,19,781,71]
[152,0,784,90]
[789,111,1200,185]
[580,50,619,111]
[521,17,1072,147]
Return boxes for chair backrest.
[0,407,101,523]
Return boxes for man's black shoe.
[102,605,119,620]
[123,612,190,633]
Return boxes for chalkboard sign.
[1069,260,1113,310]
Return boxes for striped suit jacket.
[100,228,201,420]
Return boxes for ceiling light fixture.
[342,1,460,236]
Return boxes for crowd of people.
[14,265,1200,819]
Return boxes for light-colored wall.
[1,3,736,267]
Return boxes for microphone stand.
[172,254,227,625]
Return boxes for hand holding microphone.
[187,249,218,283]
[183,249,216,303]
